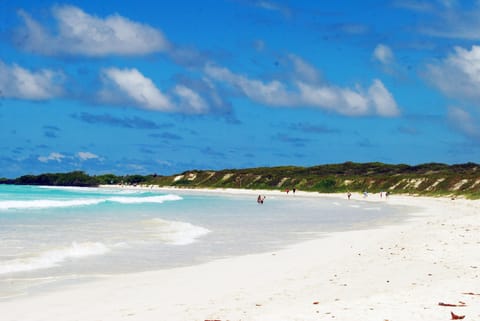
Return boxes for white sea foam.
[0,194,182,210]
[38,186,98,192]
[107,195,182,204]
[146,218,211,245]
[0,242,110,275]
[0,199,103,210]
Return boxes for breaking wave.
[0,242,110,275]
[145,218,211,245]
[0,194,182,210]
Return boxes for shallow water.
[0,185,411,298]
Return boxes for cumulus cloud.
[296,82,369,115]
[448,107,480,139]
[397,1,480,40]
[77,151,100,161]
[174,85,209,113]
[368,80,400,116]
[204,57,400,117]
[99,67,173,111]
[204,64,296,106]
[0,60,63,100]
[99,67,223,114]
[254,1,291,17]
[289,54,321,83]
[38,152,65,163]
[15,5,169,56]
[425,45,480,104]
[174,76,233,115]
[373,44,394,65]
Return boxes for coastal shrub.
[313,178,337,192]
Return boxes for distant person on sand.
[293,188,296,194]
[347,192,351,200]
[286,188,290,194]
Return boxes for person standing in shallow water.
[257,195,265,204]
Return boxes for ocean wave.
[39,186,150,195]
[37,186,98,192]
[145,218,211,245]
[0,199,103,210]
[0,194,182,210]
[0,242,110,275]
[107,195,182,204]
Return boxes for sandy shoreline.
[2,188,479,321]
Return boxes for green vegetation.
[1,162,480,198]
[0,171,98,187]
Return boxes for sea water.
[0,185,411,298]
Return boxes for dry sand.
[1,189,479,321]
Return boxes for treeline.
[0,171,151,187]
[1,162,480,197]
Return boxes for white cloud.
[289,54,320,83]
[99,67,173,111]
[204,64,295,106]
[16,5,169,56]
[205,61,400,117]
[296,82,370,116]
[411,3,480,40]
[373,44,394,65]
[0,60,63,100]
[77,151,100,161]
[368,80,400,117]
[425,45,480,104]
[99,68,215,114]
[448,107,480,138]
[254,1,291,17]
[38,152,65,163]
[174,85,209,114]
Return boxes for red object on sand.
[439,302,466,307]
[451,312,465,320]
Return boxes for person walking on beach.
[347,192,351,200]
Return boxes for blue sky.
[1,0,480,177]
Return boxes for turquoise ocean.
[0,185,410,299]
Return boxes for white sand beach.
[1,189,479,321]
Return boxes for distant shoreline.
[3,162,480,197]
[99,183,461,202]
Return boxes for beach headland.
[1,189,479,321]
